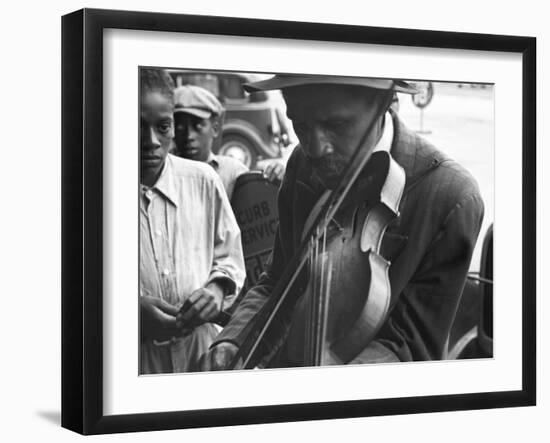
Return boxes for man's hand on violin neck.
[176,282,224,329]
[200,342,239,371]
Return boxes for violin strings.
[315,223,328,366]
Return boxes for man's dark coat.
[216,112,484,364]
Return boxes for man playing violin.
[202,75,484,369]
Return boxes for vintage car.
[167,70,292,169]
[447,224,493,359]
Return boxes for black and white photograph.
[138,67,494,374]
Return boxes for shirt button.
[155,230,162,237]
[146,190,153,198]
[162,269,170,276]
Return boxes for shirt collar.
[372,112,394,154]
[147,154,179,207]
[207,152,219,171]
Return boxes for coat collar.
[389,110,449,193]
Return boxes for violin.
[287,151,405,366]
[228,91,405,369]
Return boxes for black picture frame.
[61,8,536,435]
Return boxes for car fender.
[222,119,278,159]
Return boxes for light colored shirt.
[207,153,249,200]
[139,154,245,373]
[373,111,394,154]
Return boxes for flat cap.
[174,85,224,119]
[243,74,417,94]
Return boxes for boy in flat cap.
[202,74,484,369]
[172,85,247,199]
[138,69,245,374]
[173,84,284,199]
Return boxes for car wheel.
[219,134,257,169]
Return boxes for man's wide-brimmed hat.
[243,74,417,94]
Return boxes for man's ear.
[211,117,221,138]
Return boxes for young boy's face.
[173,113,219,163]
[139,91,174,185]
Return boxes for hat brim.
[173,107,212,119]
[243,75,418,94]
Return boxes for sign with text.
[231,172,279,285]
